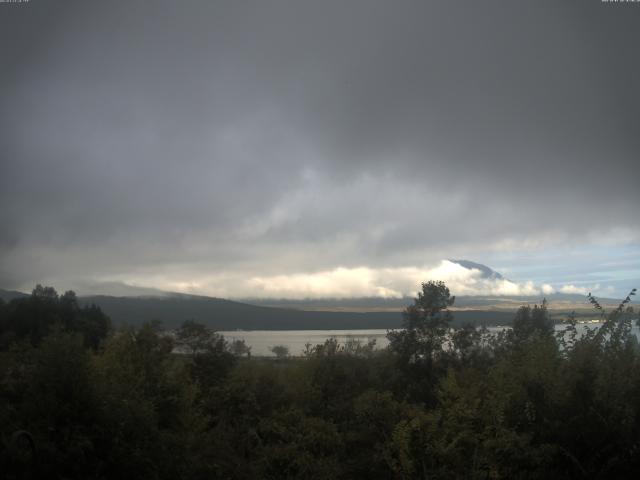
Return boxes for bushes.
[0,286,110,350]
[1,284,639,478]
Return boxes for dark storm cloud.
[1,0,639,294]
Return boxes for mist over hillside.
[1,284,609,331]
[76,294,522,330]
[0,289,28,302]
[0,263,627,331]
[245,291,615,311]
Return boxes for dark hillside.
[0,288,29,302]
[78,294,516,330]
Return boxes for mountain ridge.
[448,259,505,280]
[1,286,617,331]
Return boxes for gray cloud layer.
[1,1,639,295]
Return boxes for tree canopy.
[1,283,639,479]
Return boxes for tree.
[0,286,110,350]
[175,319,216,356]
[387,280,455,365]
[229,338,252,358]
[92,322,199,479]
[512,299,554,341]
[175,320,236,391]
[270,345,289,359]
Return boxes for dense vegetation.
[1,282,638,479]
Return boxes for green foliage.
[175,319,237,394]
[1,282,640,479]
[512,299,554,341]
[386,281,459,403]
[175,319,217,355]
[8,330,98,478]
[256,408,343,479]
[229,338,252,357]
[270,344,290,359]
[303,337,378,358]
[90,322,201,479]
[0,285,110,350]
[387,280,455,364]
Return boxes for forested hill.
[0,288,603,330]
[75,294,515,330]
[0,288,29,302]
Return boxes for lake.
[219,322,640,357]
[219,329,390,356]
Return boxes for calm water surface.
[219,329,390,356]
[219,322,640,357]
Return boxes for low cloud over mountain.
[87,260,582,300]
[1,1,637,297]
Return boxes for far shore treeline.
[0,287,601,330]
[1,282,639,479]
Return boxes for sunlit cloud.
[541,284,555,295]
[559,284,591,295]
[228,261,545,299]
[559,284,615,296]
[1,1,638,297]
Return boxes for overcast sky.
[1,0,639,299]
